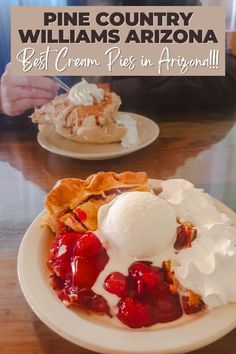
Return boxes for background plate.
[37,112,159,160]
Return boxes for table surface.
[1,108,236,354]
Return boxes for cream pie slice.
[30,80,126,144]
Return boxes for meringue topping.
[68,79,105,106]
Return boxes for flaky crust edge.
[45,171,149,233]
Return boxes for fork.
[54,77,70,92]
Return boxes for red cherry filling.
[153,293,183,323]
[49,273,65,290]
[48,231,109,315]
[104,261,203,328]
[48,231,80,280]
[117,297,153,328]
[104,272,128,298]
[182,296,205,314]
[74,207,87,222]
[174,223,197,251]
[48,232,204,327]
[128,261,169,295]
[73,252,109,288]
[57,286,110,315]
[77,289,111,315]
[75,232,103,258]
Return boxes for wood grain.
[227,32,236,56]
[0,109,236,354]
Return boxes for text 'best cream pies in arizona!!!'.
[44,171,236,328]
[30,80,139,147]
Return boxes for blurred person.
[0,0,236,117]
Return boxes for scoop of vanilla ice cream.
[97,192,177,258]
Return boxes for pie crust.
[45,171,150,233]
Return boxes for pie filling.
[58,186,136,233]
[48,221,205,328]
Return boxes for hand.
[0,63,58,116]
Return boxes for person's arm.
[0,63,58,117]
[0,83,3,114]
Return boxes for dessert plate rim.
[37,112,160,160]
[17,179,236,354]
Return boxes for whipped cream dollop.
[68,79,104,106]
[159,179,214,218]
[174,233,236,308]
[159,179,236,308]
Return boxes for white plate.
[18,180,236,354]
[37,112,159,160]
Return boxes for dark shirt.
[68,0,236,111]
[70,0,200,5]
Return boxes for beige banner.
[11,6,225,76]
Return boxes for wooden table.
[1,109,236,354]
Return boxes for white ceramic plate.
[37,112,159,160]
[18,179,236,354]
